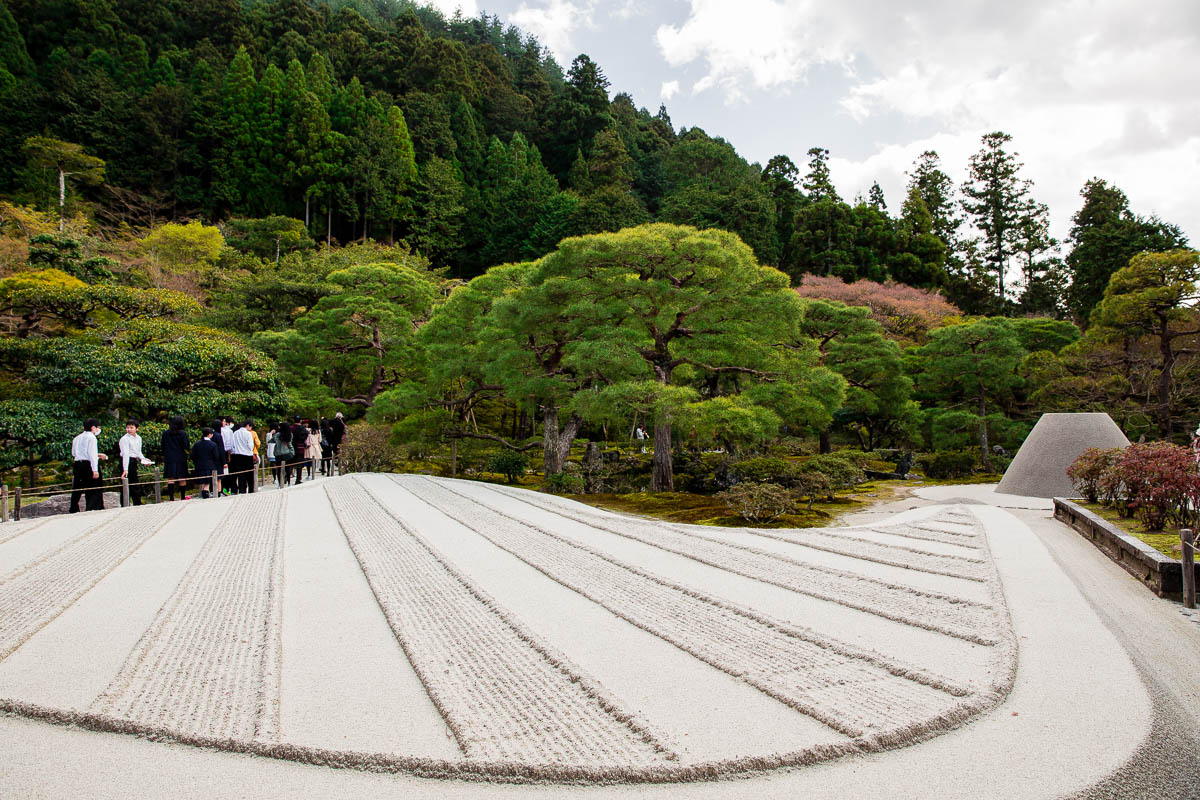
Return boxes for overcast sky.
[426,0,1199,244]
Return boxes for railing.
[0,455,342,522]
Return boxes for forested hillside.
[1,0,1187,313]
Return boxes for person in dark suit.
[288,416,308,485]
[190,427,223,499]
[160,415,191,501]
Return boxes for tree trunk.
[327,204,332,247]
[57,167,66,232]
[978,383,991,470]
[819,427,832,454]
[1157,319,1174,437]
[450,437,457,478]
[651,417,673,491]
[542,408,582,475]
[305,196,310,227]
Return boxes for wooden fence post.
[153,467,162,503]
[1,485,8,522]
[251,461,259,493]
[121,476,130,508]
[1182,528,1195,610]
[13,486,21,521]
[211,470,219,498]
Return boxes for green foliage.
[730,457,797,487]
[798,454,865,493]
[544,470,585,494]
[917,451,978,480]
[489,449,528,482]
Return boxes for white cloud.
[658,0,1200,240]
[660,80,679,101]
[421,0,480,18]
[509,0,595,64]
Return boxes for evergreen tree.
[1065,178,1189,323]
[960,131,1035,308]
[802,147,840,202]
[213,46,262,214]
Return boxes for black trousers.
[70,460,103,512]
[230,453,255,493]
[285,453,305,484]
[121,459,142,506]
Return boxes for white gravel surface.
[0,475,1183,797]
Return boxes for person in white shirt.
[69,418,108,513]
[118,420,151,506]
[229,420,258,494]
[219,417,235,493]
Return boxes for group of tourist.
[68,413,346,513]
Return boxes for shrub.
[799,454,865,497]
[730,456,797,487]
[831,449,873,468]
[1117,442,1200,531]
[1066,447,1122,503]
[338,424,400,474]
[917,451,977,480]
[488,450,528,483]
[544,471,585,494]
[717,482,794,523]
[792,472,832,510]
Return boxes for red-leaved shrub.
[1066,447,1121,503]
[1070,442,1200,530]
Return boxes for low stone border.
[1053,498,1198,599]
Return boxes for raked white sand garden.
[0,474,1180,798]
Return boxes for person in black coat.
[190,427,223,498]
[160,415,191,501]
[329,411,346,455]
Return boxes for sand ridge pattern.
[92,492,287,742]
[0,517,53,547]
[469,480,998,645]
[390,476,1011,744]
[0,502,187,660]
[324,478,676,768]
[0,475,1018,784]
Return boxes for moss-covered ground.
[564,479,917,529]
[1076,501,1184,558]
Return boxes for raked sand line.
[719,525,988,581]
[324,479,675,768]
[395,476,1009,744]
[490,484,988,582]
[91,493,286,742]
[470,480,997,644]
[0,502,187,660]
[0,517,53,546]
[842,523,985,549]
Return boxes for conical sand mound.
[996,412,1129,499]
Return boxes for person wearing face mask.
[69,418,108,512]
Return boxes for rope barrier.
[4,456,340,503]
